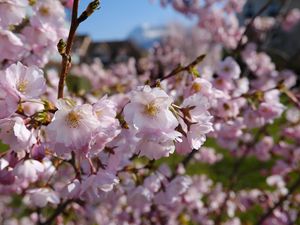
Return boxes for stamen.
[17,80,29,93]
[66,111,82,128]
[39,7,50,16]
[192,82,201,92]
[144,102,158,117]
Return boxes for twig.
[57,0,79,99]
[236,0,274,50]
[283,89,300,109]
[69,151,81,180]
[170,149,197,180]
[57,0,100,99]
[39,200,73,225]
[150,54,206,87]
[255,175,300,225]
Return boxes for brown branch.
[236,0,274,50]
[57,0,100,99]
[170,149,197,180]
[57,0,79,99]
[39,199,73,225]
[283,89,300,109]
[255,175,300,225]
[150,54,206,87]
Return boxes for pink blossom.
[144,173,165,193]
[216,57,241,79]
[223,218,241,225]
[3,62,46,99]
[215,99,240,119]
[87,96,120,153]
[283,125,300,140]
[187,122,212,149]
[186,78,213,97]
[254,136,274,161]
[136,138,176,159]
[124,85,178,132]
[282,8,300,31]
[286,107,300,123]
[272,160,291,175]
[27,188,60,207]
[266,175,287,195]
[66,0,74,8]
[179,93,213,151]
[213,77,234,92]
[278,70,297,88]
[61,179,81,199]
[14,159,44,183]
[0,84,19,119]
[258,102,285,123]
[46,100,100,153]
[31,144,45,161]
[253,17,276,31]
[0,159,15,185]
[155,176,191,205]
[176,136,193,155]
[186,78,224,105]
[194,147,223,164]
[0,0,27,28]
[243,109,265,129]
[124,86,181,159]
[21,101,44,117]
[0,168,15,185]
[128,186,152,212]
[80,171,119,201]
[30,0,66,29]
[0,117,36,152]
[0,29,24,62]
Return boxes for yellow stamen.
[17,80,28,93]
[39,6,50,16]
[95,110,102,117]
[28,0,37,6]
[66,111,82,128]
[192,82,201,92]
[144,102,158,117]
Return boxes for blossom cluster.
[0,0,300,225]
[0,0,68,68]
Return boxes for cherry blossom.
[0,117,36,152]
[2,62,46,99]
[46,99,100,154]
[0,0,299,224]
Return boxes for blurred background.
[68,0,300,74]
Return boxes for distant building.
[72,35,92,63]
[72,35,145,66]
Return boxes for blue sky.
[77,0,192,41]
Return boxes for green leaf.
[189,67,200,78]
[0,140,9,153]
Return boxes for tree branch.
[57,0,79,99]
[236,0,274,50]
[39,200,73,225]
[57,0,100,99]
[255,175,300,225]
[150,54,206,87]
